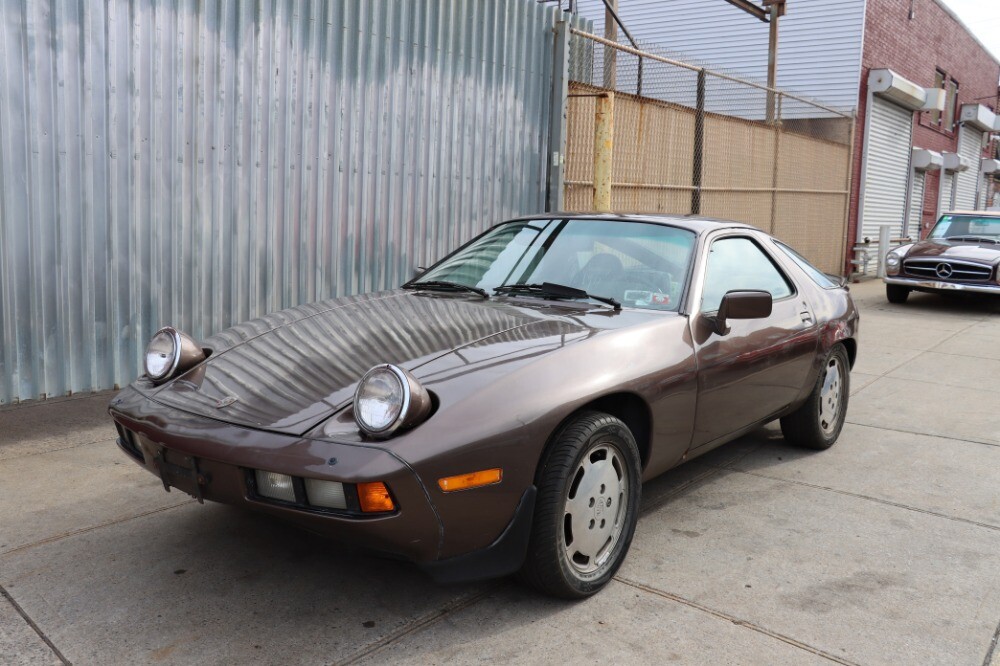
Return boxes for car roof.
[942,210,1000,217]
[515,212,757,234]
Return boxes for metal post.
[547,21,570,212]
[974,158,984,210]
[603,0,617,89]
[876,224,892,278]
[768,93,783,234]
[950,138,960,210]
[691,70,706,214]
[593,92,615,212]
[901,143,916,238]
[766,2,780,124]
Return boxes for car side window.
[700,237,794,313]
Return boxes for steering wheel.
[624,271,671,295]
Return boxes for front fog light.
[304,478,347,509]
[255,470,296,502]
[354,364,432,438]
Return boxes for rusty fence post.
[593,91,614,212]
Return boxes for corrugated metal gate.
[0,0,568,404]
[859,98,913,241]
[908,171,925,238]
[939,171,955,215]
[955,125,983,210]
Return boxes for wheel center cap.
[595,497,605,518]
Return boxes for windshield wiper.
[945,235,999,245]
[403,280,489,298]
[494,281,621,311]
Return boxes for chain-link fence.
[564,29,855,275]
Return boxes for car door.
[689,233,820,451]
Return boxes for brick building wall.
[847,0,1000,268]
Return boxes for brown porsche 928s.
[109,214,859,598]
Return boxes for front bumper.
[108,386,534,581]
[110,386,442,564]
[884,276,1000,295]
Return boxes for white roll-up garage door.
[955,125,983,210]
[860,97,913,241]
[938,171,954,217]
[907,170,925,238]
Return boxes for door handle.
[800,310,813,323]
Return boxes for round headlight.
[143,326,207,384]
[145,328,181,380]
[354,364,432,438]
[886,252,901,268]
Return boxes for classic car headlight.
[143,326,207,384]
[885,249,905,275]
[354,364,432,438]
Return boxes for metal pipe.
[569,29,849,117]
[766,2,780,123]
[723,0,769,21]
[598,0,642,96]
[566,181,849,195]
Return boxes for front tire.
[519,411,641,599]
[780,344,850,450]
[886,284,910,303]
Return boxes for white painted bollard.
[876,224,893,278]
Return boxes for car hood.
[905,239,1000,264]
[148,290,622,435]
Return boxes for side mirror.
[710,290,772,336]
[413,266,427,279]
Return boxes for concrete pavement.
[2,279,999,665]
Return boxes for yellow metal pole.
[593,91,614,212]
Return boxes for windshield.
[413,219,697,311]
[928,214,1000,240]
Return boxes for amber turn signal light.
[438,468,502,492]
[357,481,395,513]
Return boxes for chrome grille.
[902,259,993,283]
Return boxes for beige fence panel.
[564,30,855,275]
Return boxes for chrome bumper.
[884,276,1000,295]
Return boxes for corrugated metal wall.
[0,0,567,404]
[573,0,867,112]
[955,125,984,210]
[859,97,913,241]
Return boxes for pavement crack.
[0,583,72,665]
[983,616,1000,666]
[0,435,116,462]
[613,576,859,665]
[0,500,195,557]
[333,583,499,665]
[844,421,1000,449]
[727,468,1000,533]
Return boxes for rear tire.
[519,411,641,599]
[780,344,850,450]
[886,284,910,304]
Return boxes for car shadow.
[885,290,1000,315]
[32,423,828,662]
